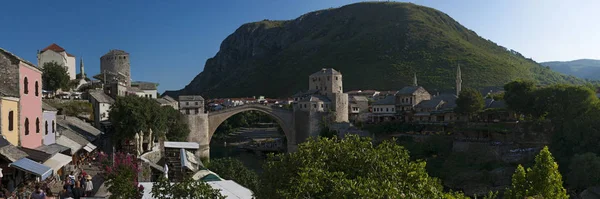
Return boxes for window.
[186,109,190,114]
[24,77,29,94]
[386,108,389,112]
[186,102,189,105]
[304,104,307,108]
[36,118,40,133]
[316,86,318,90]
[45,121,48,135]
[336,77,338,80]
[391,108,395,112]
[313,104,317,108]
[195,102,199,105]
[25,118,29,135]
[327,76,330,81]
[52,121,55,133]
[339,86,341,91]
[320,104,323,108]
[8,111,14,131]
[195,109,199,114]
[35,81,39,96]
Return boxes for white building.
[130,81,158,99]
[371,95,397,123]
[88,91,115,128]
[37,43,77,80]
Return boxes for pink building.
[18,56,44,148]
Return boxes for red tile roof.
[41,43,66,53]
[67,53,75,57]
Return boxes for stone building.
[37,43,77,80]
[129,81,158,98]
[395,86,432,112]
[88,91,115,129]
[0,48,44,148]
[179,95,205,115]
[303,68,349,123]
[155,95,179,110]
[100,49,131,87]
[348,95,369,122]
[371,95,397,123]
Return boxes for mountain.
[541,59,600,80]
[164,2,583,99]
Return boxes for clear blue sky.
[1,0,598,92]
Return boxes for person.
[71,182,84,199]
[68,172,75,188]
[62,180,72,198]
[85,175,93,197]
[29,185,45,199]
[18,186,31,199]
[45,187,57,199]
[79,175,86,192]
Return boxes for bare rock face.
[164,2,581,99]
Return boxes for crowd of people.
[60,171,94,199]
[0,169,95,199]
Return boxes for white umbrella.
[164,164,169,179]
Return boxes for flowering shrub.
[100,152,144,199]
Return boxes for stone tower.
[456,64,462,96]
[308,68,349,123]
[100,49,131,87]
[80,57,85,79]
[413,73,418,86]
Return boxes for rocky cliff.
[165,2,583,98]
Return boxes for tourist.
[68,172,75,187]
[45,187,57,199]
[62,180,72,198]
[79,175,86,192]
[71,182,84,199]
[18,186,31,199]
[30,185,45,199]
[84,175,93,197]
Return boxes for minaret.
[413,73,418,86]
[456,64,462,96]
[80,57,85,79]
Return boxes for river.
[209,127,285,173]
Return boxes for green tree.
[455,88,484,118]
[41,61,70,92]
[207,157,259,193]
[109,95,153,141]
[257,135,468,199]
[505,165,529,199]
[504,146,568,199]
[503,80,536,115]
[99,152,144,199]
[162,106,190,141]
[151,176,225,199]
[567,153,600,191]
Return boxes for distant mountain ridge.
[164,2,583,99]
[541,59,600,80]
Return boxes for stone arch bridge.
[186,104,311,160]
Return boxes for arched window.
[45,121,49,135]
[36,118,40,133]
[24,77,29,94]
[52,121,55,133]
[25,118,29,135]
[35,81,39,96]
[8,111,14,131]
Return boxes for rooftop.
[0,47,38,71]
[372,95,395,105]
[19,147,52,163]
[299,95,331,103]
[310,68,341,76]
[350,95,369,102]
[56,116,102,142]
[89,91,115,104]
[179,95,205,101]
[397,86,423,95]
[102,49,129,57]
[36,143,71,155]
[40,43,66,53]
[0,139,28,162]
[131,81,158,90]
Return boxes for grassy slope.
[172,2,583,98]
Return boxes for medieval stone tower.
[100,49,131,87]
[308,68,349,123]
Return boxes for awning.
[43,153,72,175]
[83,143,97,152]
[10,158,53,180]
[56,136,82,155]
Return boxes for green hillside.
[542,59,600,80]
[165,2,583,98]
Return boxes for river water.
[210,127,285,173]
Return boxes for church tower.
[413,73,418,86]
[456,64,462,96]
[80,57,85,79]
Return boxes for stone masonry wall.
[185,113,210,160]
[0,52,20,97]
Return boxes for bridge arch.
[207,104,296,148]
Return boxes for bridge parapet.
[208,104,292,115]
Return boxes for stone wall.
[0,51,20,97]
[331,93,349,123]
[100,51,131,87]
[185,113,210,160]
